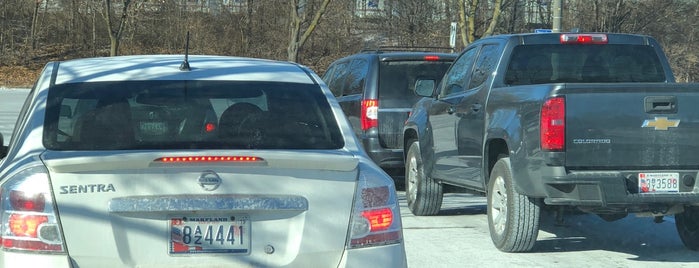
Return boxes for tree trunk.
[467,0,477,44]
[287,0,302,62]
[287,0,331,63]
[30,0,41,49]
[458,0,468,46]
[103,0,132,56]
[482,0,502,37]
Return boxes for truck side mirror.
[414,79,436,97]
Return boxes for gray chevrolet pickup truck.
[403,32,699,252]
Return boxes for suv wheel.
[676,205,699,250]
[487,157,540,252]
[405,140,443,216]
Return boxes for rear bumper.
[0,251,71,267]
[339,243,407,268]
[542,170,699,208]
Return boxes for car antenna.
[179,31,191,71]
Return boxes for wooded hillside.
[1,0,697,87]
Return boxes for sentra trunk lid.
[42,150,359,267]
[563,83,699,168]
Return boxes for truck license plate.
[169,215,250,254]
[638,173,679,193]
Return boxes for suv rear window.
[43,81,344,150]
[505,44,666,85]
[378,61,452,108]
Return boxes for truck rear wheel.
[676,205,699,250]
[405,140,443,216]
[487,157,541,252]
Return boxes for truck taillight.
[541,97,565,151]
[347,162,403,248]
[0,166,65,253]
[361,99,379,131]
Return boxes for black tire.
[487,157,541,252]
[404,140,443,216]
[676,206,699,250]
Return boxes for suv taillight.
[347,162,403,248]
[540,97,565,151]
[361,99,379,131]
[0,165,65,253]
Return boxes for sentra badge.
[642,117,680,130]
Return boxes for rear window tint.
[505,44,666,85]
[43,81,344,150]
[378,60,452,108]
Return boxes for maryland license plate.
[169,215,250,255]
[638,173,680,193]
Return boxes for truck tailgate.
[564,83,699,168]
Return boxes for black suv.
[322,48,457,174]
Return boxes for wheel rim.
[407,153,419,202]
[490,175,508,235]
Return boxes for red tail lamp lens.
[362,208,394,232]
[361,99,379,131]
[541,97,566,151]
[205,122,216,133]
[10,190,45,212]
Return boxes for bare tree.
[2,0,699,85]
[30,0,42,49]
[287,0,332,62]
[458,0,504,46]
[103,0,132,56]
[482,0,504,37]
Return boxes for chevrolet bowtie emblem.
[642,117,680,130]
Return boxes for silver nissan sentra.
[0,55,406,267]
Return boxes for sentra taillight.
[540,97,566,151]
[361,99,379,131]
[155,156,263,163]
[0,165,65,253]
[424,55,440,61]
[362,208,393,232]
[347,162,403,248]
[560,33,608,44]
[10,190,46,212]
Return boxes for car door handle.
[471,103,482,112]
[447,106,456,114]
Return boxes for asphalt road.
[2,88,699,267]
[399,190,699,268]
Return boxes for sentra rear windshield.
[504,44,667,85]
[43,81,344,150]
